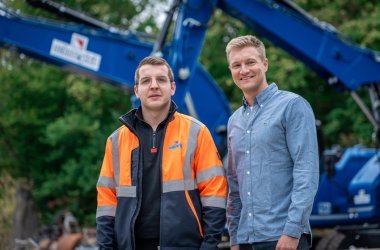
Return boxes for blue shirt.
[226,83,319,245]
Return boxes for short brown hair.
[134,56,174,85]
[226,35,266,62]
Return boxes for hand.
[231,245,240,250]
[275,235,299,250]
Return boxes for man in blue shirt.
[225,35,319,250]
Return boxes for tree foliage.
[0,0,379,227]
[0,49,130,224]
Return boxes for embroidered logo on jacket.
[168,140,182,150]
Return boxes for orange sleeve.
[97,137,117,206]
[194,125,227,199]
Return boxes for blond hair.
[226,35,266,62]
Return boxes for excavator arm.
[219,0,380,91]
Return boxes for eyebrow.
[141,75,168,79]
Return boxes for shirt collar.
[242,83,278,109]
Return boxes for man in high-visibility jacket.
[96,56,227,250]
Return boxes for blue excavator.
[1,0,379,248]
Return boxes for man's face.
[228,46,268,98]
[134,64,175,111]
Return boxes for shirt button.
[247,112,250,116]
[247,171,250,175]
[247,192,251,196]
[246,150,249,154]
[248,213,252,217]
[247,130,250,134]
[260,104,263,107]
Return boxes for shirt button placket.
[246,126,254,237]
[249,108,255,241]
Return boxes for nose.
[150,78,159,88]
[240,64,249,74]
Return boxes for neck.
[244,82,269,106]
[141,104,171,131]
[244,91,260,107]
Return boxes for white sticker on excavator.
[50,33,102,71]
[353,189,371,205]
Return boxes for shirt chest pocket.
[251,117,271,143]
[253,116,288,153]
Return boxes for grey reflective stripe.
[117,186,137,197]
[97,176,116,189]
[164,117,202,193]
[110,129,120,186]
[196,166,225,184]
[183,118,202,180]
[201,196,226,209]
[96,205,116,218]
[162,179,197,193]
[109,128,136,197]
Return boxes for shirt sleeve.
[282,97,319,238]
[226,117,242,246]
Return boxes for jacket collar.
[119,100,178,128]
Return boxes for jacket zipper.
[151,131,157,153]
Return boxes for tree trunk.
[11,179,39,243]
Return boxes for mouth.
[240,75,253,81]
[148,94,161,99]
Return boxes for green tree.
[0,49,131,225]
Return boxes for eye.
[231,64,241,70]
[157,77,167,84]
[246,60,256,66]
[140,78,151,85]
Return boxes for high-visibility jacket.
[96,108,227,250]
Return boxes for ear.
[170,82,176,96]
[134,85,140,98]
[263,58,269,73]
